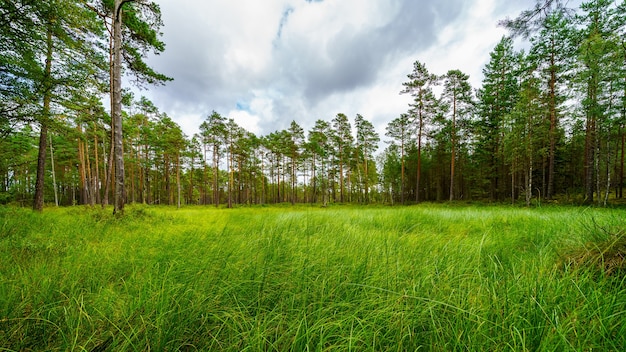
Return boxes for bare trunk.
[604,139,611,206]
[228,146,233,208]
[103,25,114,208]
[291,152,296,205]
[339,146,344,203]
[103,125,114,207]
[203,144,208,204]
[165,156,171,205]
[364,153,369,204]
[144,143,150,204]
[261,152,266,205]
[546,48,557,200]
[400,141,405,205]
[416,113,422,203]
[33,29,53,212]
[213,144,219,207]
[526,113,533,207]
[450,96,456,201]
[177,152,181,208]
[617,126,626,199]
[526,161,533,207]
[78,130,89,204]
[189,152,195,204]
[49,134,58,206]
[113,0,126,214]
[584,77,597,204]
[85,136,95,206]
[621,44,626,198]
[512,158,516,205]
[311,154,317,203]
[34,122,48,211]
[93,123,101,205]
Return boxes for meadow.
[1,204,625,351]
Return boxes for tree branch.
[116,0,136,19]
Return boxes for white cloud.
[227,109,261,135]
[422,0,524,87]
[137,0,529,141]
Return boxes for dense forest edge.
[3,1,626,210]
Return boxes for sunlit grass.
[1,204,625,350]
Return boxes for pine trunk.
[450,95,456,201]
[547,48,557,200]
[33,29,53,212]
[113,0,126,214]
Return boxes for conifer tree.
[529,12,576,199]
[576,0,614,203]
[307,120,331,205]
[441,70,473,201]
[385,114,411,204]
[287,121,304,205]
[401,61,439,202]
[200,112,226,207]
[475,37,521,200]
[506,55,544,205]
[331,113,353,203]
[85,0,172,214]
[355,114,380,204]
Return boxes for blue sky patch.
[236,101,250,112]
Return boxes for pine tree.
[225,118,244,208]
[200,111,226,207]
[85,0,172,214]
[441,70,473,201]
[385,114,412,204]
[355,114,380,204]
[576,0,614,204]
[529,12,576,199]
[475,37,521,200]
[287,121,304,205]
[331,113,353,203]
[307,120,331,205]
[505,55,545,205]
[401,61,439,202]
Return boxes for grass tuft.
[560,225,626,278]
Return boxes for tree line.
[2,0,626,209]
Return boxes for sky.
[136,0,531,141]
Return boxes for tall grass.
[1,204,625,350]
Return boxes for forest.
[2,0,626,210]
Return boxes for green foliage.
[473,36,522,201]
[498,0,573,39]
[96,0,172,86]
[2,205,625,350]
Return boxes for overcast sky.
[137,0,531,140]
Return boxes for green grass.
[1,204,625,351]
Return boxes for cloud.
[271,0,465,105]
[135,0,529,139]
